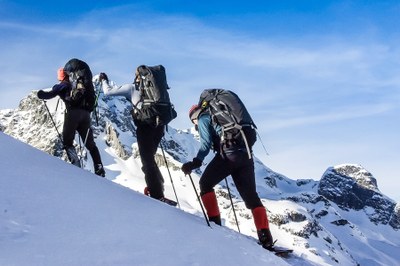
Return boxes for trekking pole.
[94,108,99,126]
[83,128,90,147]
[94,89,101,126]
[188,174,211,227]
[225,178,241,233]
[78,128,90,169]
[256,130,269,156]
[55,98,60,112]
[160,140,180,208]
[77,134,84,168]
[43,100,63,144]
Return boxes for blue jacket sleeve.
[195,114,215,162]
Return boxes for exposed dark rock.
[263,175,277,188]
[287,220,322,239]
[389,203,400,230]
[315,210,329,219]
[318,164,396,227]
[287,211,307,222]
[105,122,131,159]
[269,213,288,226]
[331,219,349,226]
[296,179,314,186]
[324,236,333,244]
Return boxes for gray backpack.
[199,89,257,158]
[134,65,177,127]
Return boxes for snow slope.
[0,132,289,266]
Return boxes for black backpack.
[134,65,177,127]
[199,89,257,158]
[64,58,95,112]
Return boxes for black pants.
[63,108,102,166]
[136,123,165,199]
[199,151,263,210]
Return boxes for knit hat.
[189,105,202,122]
[57,67,66,81]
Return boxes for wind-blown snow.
[0,132,288,266]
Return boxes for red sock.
[252,206,269,230]
[201,191,220,218]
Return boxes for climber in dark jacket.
[37,59,105,177]
[181,105,273,249]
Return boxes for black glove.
[181,158,202,175]
[99,72,109,82]
[37,90,45,99]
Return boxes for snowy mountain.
[1,80,399,266]
[0,131,288,266]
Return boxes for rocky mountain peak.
[333,164,378,191]
[318,164,396,225]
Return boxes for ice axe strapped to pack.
[199,89,257,159]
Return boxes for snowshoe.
[143,187,177,207]
[257,239,293,257]
[265,246,293,257]
[159,197,178,207]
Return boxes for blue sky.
[1,1,399,201]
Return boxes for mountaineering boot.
[94,164,106,177]
[66,146,81,167]
[158,197,178,207]
[257,228,274,249]
[144,187,177,207]
[201,191,221,225]
[252,206,273,249]
[209,215,222,226]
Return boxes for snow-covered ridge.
[1,86,399,266]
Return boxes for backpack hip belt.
[221,126,254,159]
[142,101,171,106]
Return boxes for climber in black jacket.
[37,58,105,177]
